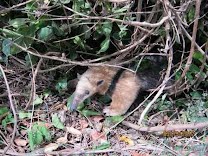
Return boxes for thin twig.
[178,0,202,83]
[122,121,208,132]
[138,2,173,124]
[0,65,17,155]
[0,0,34,14]
[0,144,169,156]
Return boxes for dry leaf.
[66,126,82,135]
[90,130,107,143]
[20,129,27,136]
[119,135,134,146]
[80,119,89,130]
[17,146,25,153]
[56,134,68,144]
[14,138,28,146]
[44,143,59,153]
[130,151,150,156]
[91,115,104,122]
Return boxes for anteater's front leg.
[103,74,140,116]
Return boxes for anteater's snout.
[70,92,87,111]
[70,96,80,111]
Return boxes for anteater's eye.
[85,90,90,95]
[97,80,104,86]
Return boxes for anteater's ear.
[77,73,81,80]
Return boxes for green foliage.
[33,95,43,105]
[18,111,32,119]
[38,26,54,41]
[0,106,14,128]
[0,0,132,62]
[186,6,195,23]
[0,106,9,115]
[28,122,51,150]
[104,116,124,126]
[153,90,208,123]
[25,54,38,67]
[81,109,100,116]
[52,114,65,129]
[94,141,111,150]
[55,78,68,93]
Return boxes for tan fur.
[103,70,141,116]
[88,66,118,95]
[71,66,141,116]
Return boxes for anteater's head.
[70,66,116,111]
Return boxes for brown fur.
[70,66,144,116]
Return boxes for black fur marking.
[107,68,125,96]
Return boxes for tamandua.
[70,66,166,116]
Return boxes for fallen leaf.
[14,138,28,146]
[90,130,107,143]
[44,143,59,153]
[94,123,103,132]
[17,146,25,153]
[56,134,68,144]
[130,151,150,156]
[20,129,27,136]
[91,115,104,122]
[80,119,89,130]
[119,135,134,146]
[66,126,82,135]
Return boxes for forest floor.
[0,58,208,156]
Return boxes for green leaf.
[39,125,51,141]
[186,72,193,81]
[175,70,182,80]
[2,113,14,128]
[94,142,111,150]
[33,95,43,105]
[193,51,204,62]
[55,78,68,93]
[1,24,36,55]
[187,6,195,23]
[2,39,12,57]
[0,106,9,115]
[9,18,28,28]
[28,131,35,150]
[52,114,65,129]
[81,109,100,117]
[98,37,110,53]
[38,26,53,41]
[19,111,32,119]
[104,116,124,125]
[28,122,51,150]
[189,64,200,74]
[73,36,85,49]
[102,22,112,36]
[25,1,38,12]
[52,22,67,37]
[35,131,44,145]
[190,91,202,100]
[118,26,128,39]
[25,54,38,67]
